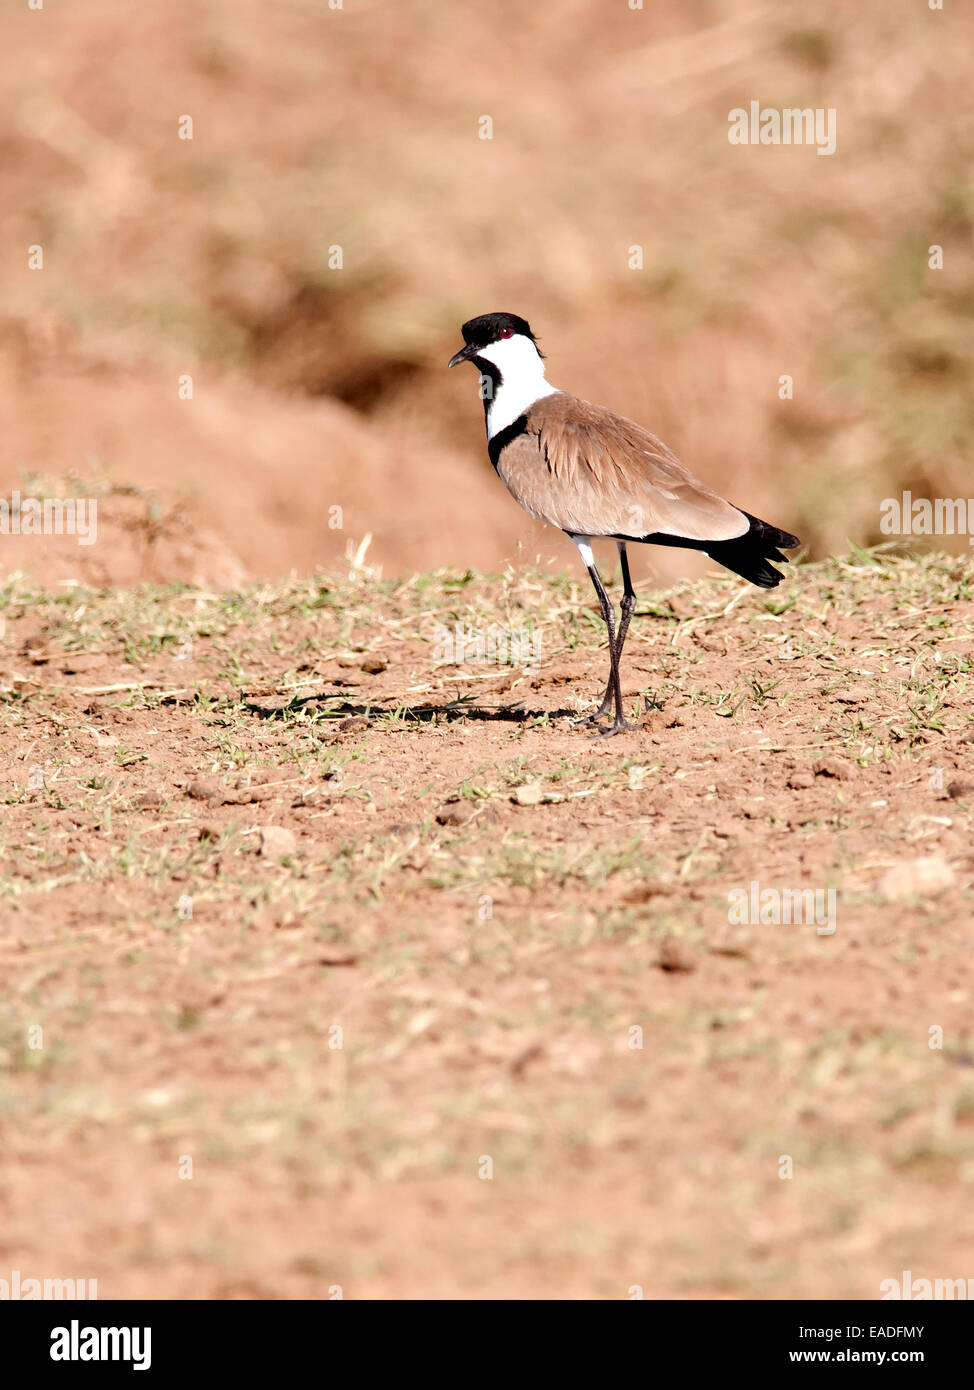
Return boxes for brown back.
[496,393,749,542]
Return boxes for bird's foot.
[572,707,612,728]
[594,717,639,738]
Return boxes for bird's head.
[447,312,543,375]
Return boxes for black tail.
[705,512,801,589]
[622,512,801,589]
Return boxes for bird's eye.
[500,327,514,339]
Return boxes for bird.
[448,311,800,734]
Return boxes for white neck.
[476,334,560,438]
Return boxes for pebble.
[259,826,297,859]
[658,937,696,973]
[877,855,956,902]
[513,783,544,806]
[814,756,855,780]
[130,790,163,809]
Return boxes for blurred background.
[1,0,972,588]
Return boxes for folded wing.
[498,393,750,543]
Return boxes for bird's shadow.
[240,692,581,726]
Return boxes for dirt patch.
[2,550,972,1297]
[0,331,560,588]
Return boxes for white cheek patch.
[481,335,560,438]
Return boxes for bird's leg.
[576,658,616,725]
[583,558,636,736]
[598,544,638,734]
[613,540,637,695]
[574,542,638,730]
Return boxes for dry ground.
[3,0,973,1306]
[2,547,973,1298]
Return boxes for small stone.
[244,769,276,786]
[360,656,387,674]
[877,855,956,902]
[946,780,974,800]
[510,1041,546,1076]
[259,826,297,859]
[60,652,107,675]
[658,937,696,973]
[787,772,814,790]
[318,950,360,968]
[186,780,221,801]
[232,785,279,804]
[837,684,875,704]
[130,790,163,810]
[623,881,674,904]
[814,756,855,780]
[709,925,753,959]
[513,783,544,806]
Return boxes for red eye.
[500,327,514,338]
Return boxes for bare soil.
[2,550,973,1298]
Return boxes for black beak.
[448,344,478,368]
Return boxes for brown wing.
[497,393,749,542]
